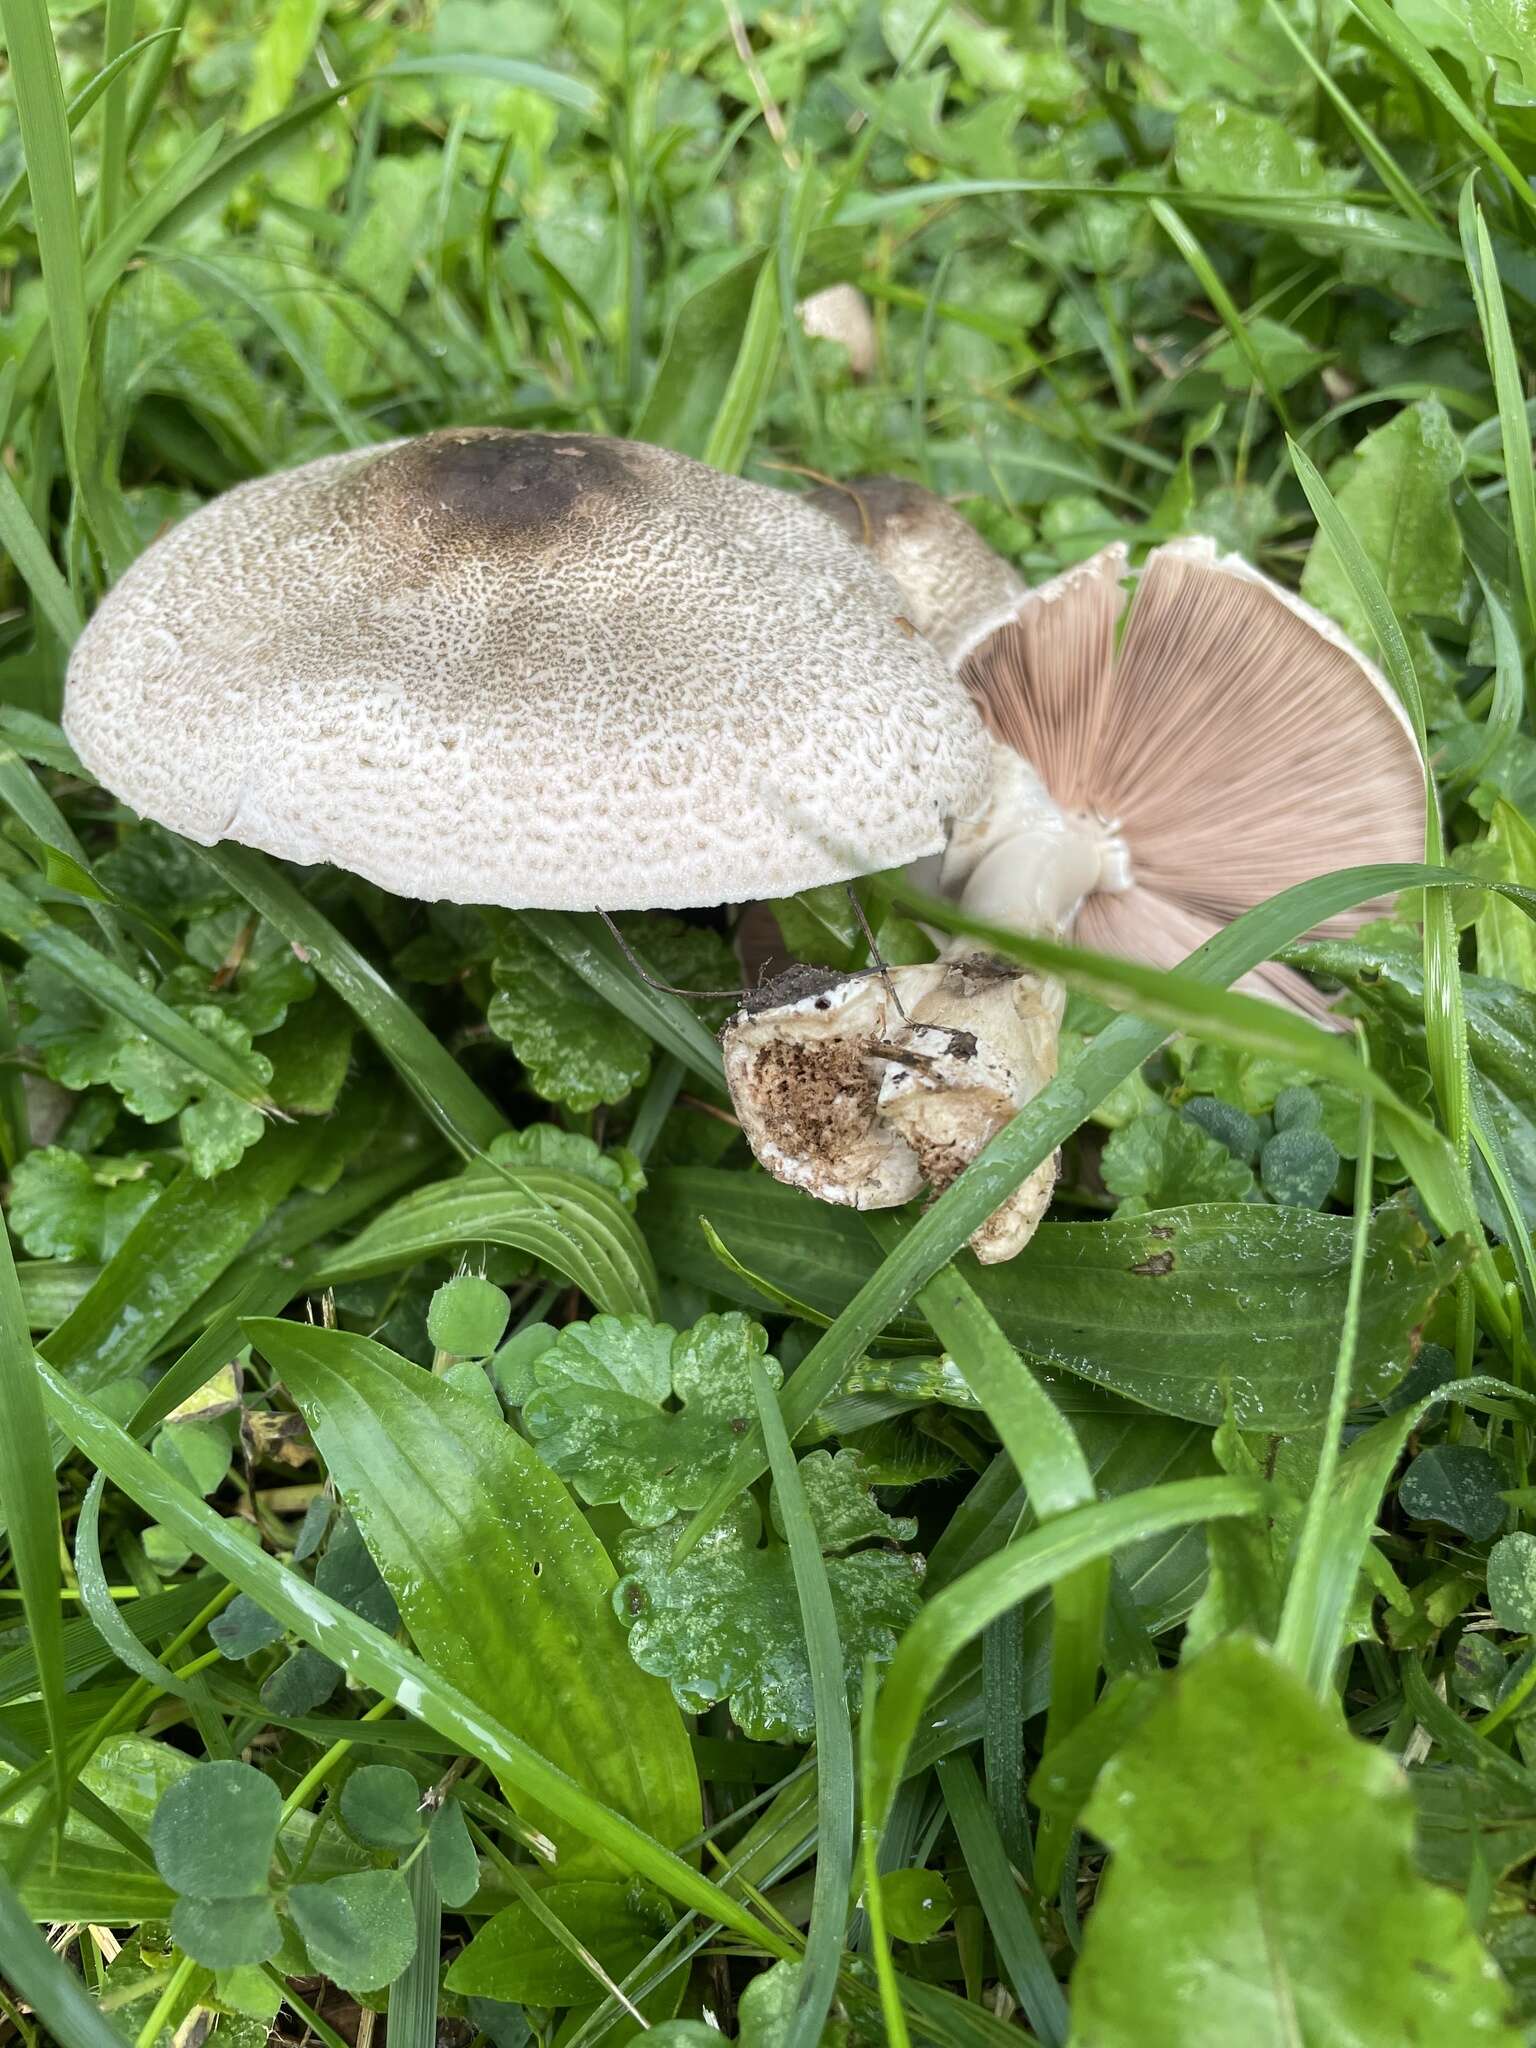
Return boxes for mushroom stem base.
[719,949,1062,1263]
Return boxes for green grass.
[0,2,1535,2044]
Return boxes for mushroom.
[64,432,1425,1265]
[796,284,878,378]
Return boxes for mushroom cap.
[803,476,1028,666]
[64,429,993,911]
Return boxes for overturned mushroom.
[721,530,1426,1259]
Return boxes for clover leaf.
[1101,1111,1255,1215]
[524,1312,779,1526]
[613,1491,924,1741]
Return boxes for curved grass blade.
[35,1368,778,1950]
[307,1162,658,1318]
[675,860,1516,1559]
[749,1350,853,2048]
[837,181,1456,259]
[74,1474,204,1703]
[0,455,83,648]
[200,843,506,1154]
[515,911,726,1089]
[865,1476,1266,1836]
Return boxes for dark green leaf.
[340,1765,425,1850]
[149,1761,280,1897]
[1400,1444,1507,1543]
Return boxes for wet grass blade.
[201,843,506,1153]
[38,1366,787,1953]
[937,1754,1068,2048]
[388,1854,442,2048]
[0,877,273,1108]
[750,1350,853,2048]
[864,1477,1266,1836]
[0,1211,69,1833]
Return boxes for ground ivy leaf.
[1101,1112,1256,1214]
[770,1448,917,1553]
[614,1493,924,1742]
[1072,1636,1522,2047]
[287,1869,419,1994]
[524,1311,779,1526]
[488,921,653,1111]
[8,1145,164,1259]
[95,819,230,921]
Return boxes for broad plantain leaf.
[249,1319,701,1870]
[1071,1636,1521,2046]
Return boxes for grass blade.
[0,452,83,648]
[387,1854,442,2048]
[0,1871,130,2048]
[1461,187,1536,657]
[1150,199,1291,429]
[937,1754,1068,2048]
[1274,1070,1376,1691]
[750,1350,854,2048]
[0,1216,69,1833]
